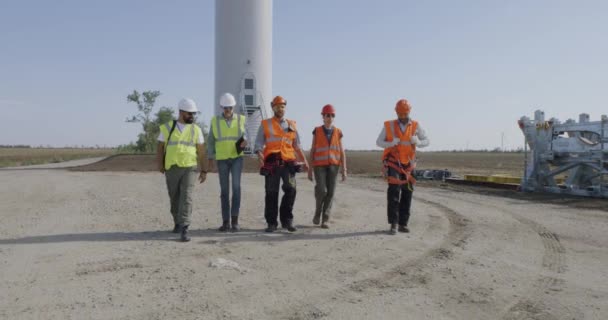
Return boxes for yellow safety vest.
[211,114,246,160]
[160,121,200,170]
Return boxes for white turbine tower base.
[215,0,273,154]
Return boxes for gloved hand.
[390,138,401,147]
[411,136,420,145]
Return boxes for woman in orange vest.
[375,98,429,235]
[308,104,347,228]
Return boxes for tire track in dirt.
[341,197,471,298]
[421,190,572,320]
[502,214,569,320]
[356,197,471,284]
[277,196,472,320]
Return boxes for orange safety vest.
[312,126,342,167]
[262,117,297,161]
[382,120,418,185]
[382,119,418,164]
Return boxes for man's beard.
[185,118,194,124]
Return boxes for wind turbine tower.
[215,0,273,151]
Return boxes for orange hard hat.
[271,96,287,106]
[395,99,411,114]
[321,104,336,115]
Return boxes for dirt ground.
[1,156,607,319]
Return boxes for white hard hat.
[178,98,198,113]
[219,93,237,108]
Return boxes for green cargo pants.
[165,165,197,226]
[313,165,340,222]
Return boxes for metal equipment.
[413,169,452,181]
[518,110,608,198]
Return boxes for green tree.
[126,90,162,153]
[155,106,175,126]
[148,106,176,147]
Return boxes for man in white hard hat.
[207,93,248,232]
[156,98,208,242]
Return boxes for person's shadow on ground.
[0,227,388,245]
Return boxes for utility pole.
[501,132,505,151]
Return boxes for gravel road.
[1,169,606,319]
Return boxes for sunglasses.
[181,111,197,116]
[323,114,335,118]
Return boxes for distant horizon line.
[0,144,526,153]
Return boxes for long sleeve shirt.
[206,114,248,160]
[376,119,430,149]
[254,117,302,153]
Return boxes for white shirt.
[157,122,205,144]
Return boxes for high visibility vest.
[211,114,246,160]
[312,126,342,167]
[382,119,418,165]
[261,117,297,161]
[160,121,200,170]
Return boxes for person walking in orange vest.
[254,96,310,232]
[308,104,347,229]
[376,99,429,235]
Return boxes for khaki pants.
[314,165,340,222]
[165,166,197,226]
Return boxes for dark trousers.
[264,165,297,226]
[386,166,414,226]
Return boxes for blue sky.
[1,0,607,150]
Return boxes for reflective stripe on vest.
[265,118,293,145]
[386,121,412,146]
[313,154,341,161]
[262,118,297,161]
[160,120,199,170]
[382,119,418,165]
[314,146,341,152]
[214,115,242,142]
[312,126,341,166]
[212,115,245,160]
[164,121,196,147]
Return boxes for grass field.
[340,151,525,177]
[0,148,117,168]
[407,151,525,177]
[70,151,527,178]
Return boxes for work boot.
[398,225,410,233]
[321,215,329,229]
[171,224,181,233]
[389,224,397,235]
[312,213,320,225]
[180,225,191,242]
[265,224,278,233]
[283,221,297,232]
[231,216,240,232]
[218,220,230,232]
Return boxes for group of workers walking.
[156,94,429,242]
